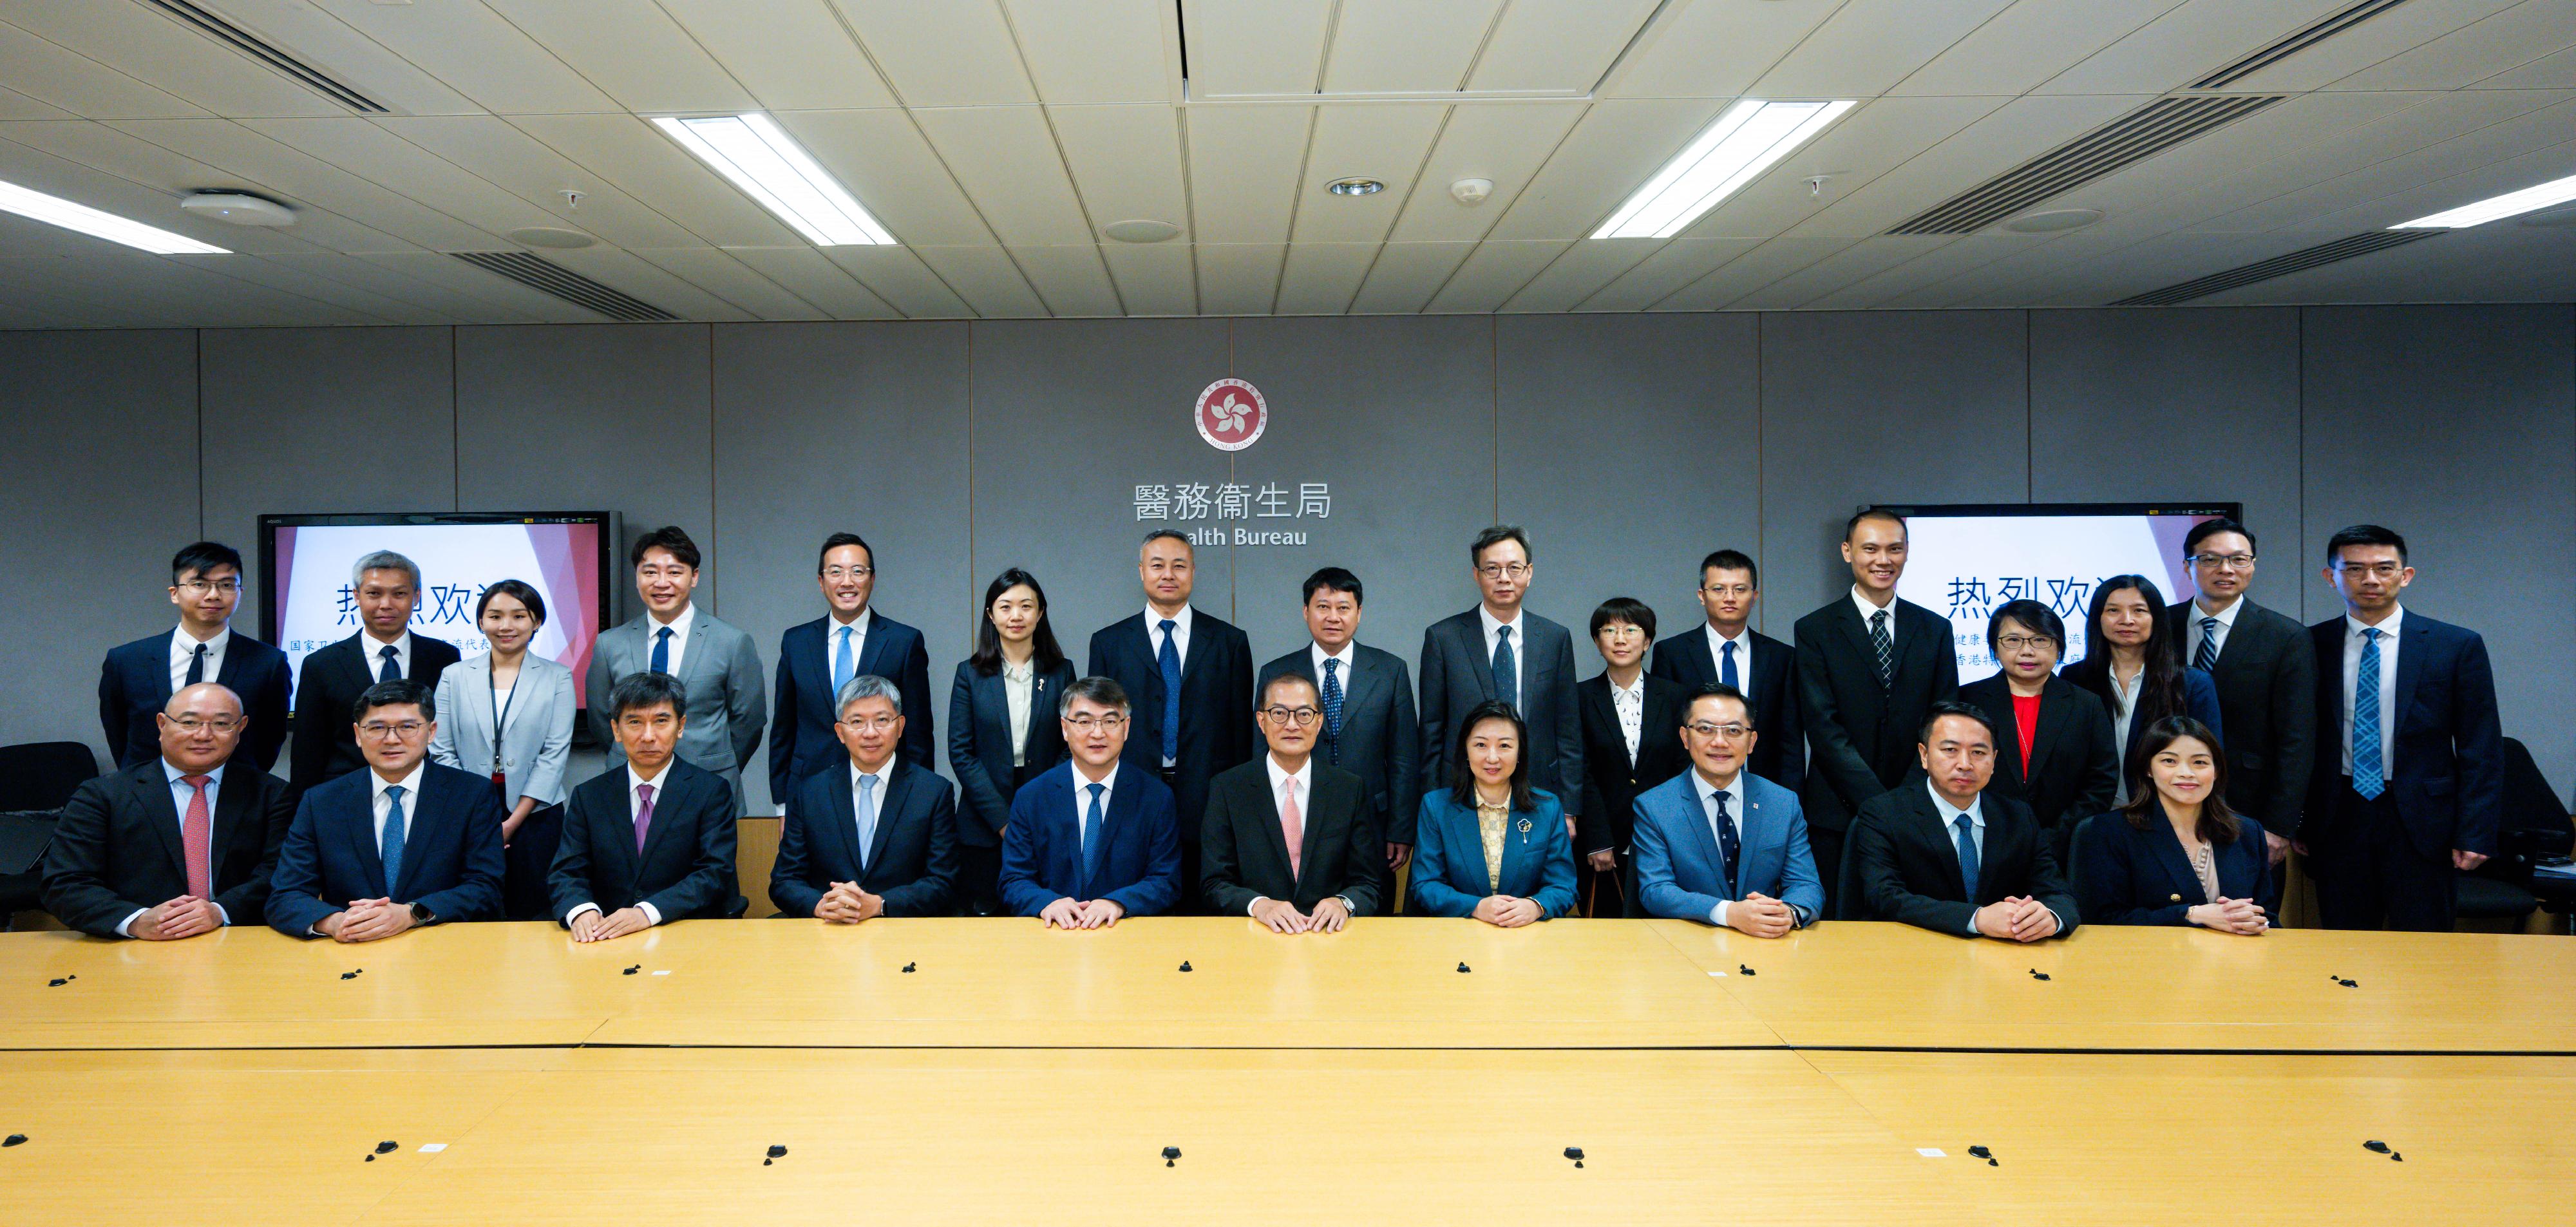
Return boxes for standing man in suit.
[586,526,766,814]
[1631,684,1823,932]
[2302,525,2504,932]
[773,674,960,921]
[289,550,460,795]
[1845,701,2078,940]
[998,676,1183,927]
[266,679,505,939]
[2166,517,2316,875]
[1651,548,1803,793]
[44,682,295,938]
[1577,597,1689,916]
[549,672,742,939]
[99,541,290,774]
[1201,673,1381,931]
[1419,525,1585,847]
[1255,567,1419,880]
[1086,529,1254,912]
[770,533,934,817]
[1794,511,1961,914]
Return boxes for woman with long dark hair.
[2060,575,2225,803]
[1406,699,1577,924]
[2074,717,2270,931]
[946,569,1077,915]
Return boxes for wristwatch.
[409,902,436,926]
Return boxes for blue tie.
[1953,813,1980,899]
[377,643,401,683]
[380,784,407,897]
[1492,625,1517,711]
[1157,620,1181,763]
[650,625,672,675]
[2193,617,2220,672]
[2353,627,2385,799]
[1081,781,1107,892]
[1710,788,1741,896]
[1719,639,1739,690]
[854,773,878,871]
[1320,658,1346,765]
[832,625,856,694]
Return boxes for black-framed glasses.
[1261,706,1321,726]
[2187,553,2257,570]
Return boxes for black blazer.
[2074,807,2273,926]
[2303,611,2506,859]
[1573,672,1689,859]
[769,612,936,808]
[2163,598,2316,839]
[1649,625,1804,793]
[290,633,462,795]
[99,631,293,775]
[1794,596,1960,833]
[546,759,741,924]
[773,758,959,917]
[1417,609,1586,813]
[1844,783,2079,936]
[1198,758,1381,916]
[1957,674,2119,832]
[41,758,294,937]
[1256,644,1421,846]
[1088,609,1257,841]
[945,656,1077,848]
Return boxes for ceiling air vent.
[2192,0,2416,88]
[140,0,389,113]
[2110,230,2439,306]
[1889,95,2283,235]
[452,252,681,322]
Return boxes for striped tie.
[1869,610,1893,690]
[2352,628,2385,799]
[2193,617,2220,672]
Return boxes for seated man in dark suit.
[550,671,743,940]
[1846,701,2079,941]
[1201,673,1381,932]
[1255,567,1420,880]
[290,550,462,795]
[44,682,294,938]
[97,541,290,774]
[998,676,1182,927]
[773,674,959,920]
[267,679,504,940]
[1631,684,1823,934]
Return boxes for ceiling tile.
[909,106,1092,245]
[234,117,561,239]
[1425,238,1568,311]
[1577,236,1765,309]
[1466,0,1663,95]
[2,0,345,117]
[1388,102,1585,242]
[1890,0,2179,97]
[507,111,806,247]
[2325,1,2576,91]
[548,245,757,319]
[1195,242,1283,314]
[829,0,1037,106]
[2222,0,2523,93]
[0,83,78,123]
[2041,0,2353,95]
[259,249,551,321]
[1349,239,1473,312]
[1692,94,2005,238]
[1003,0,1175,104]
[357,248,600,322]
[1651,234,1850,309]
[1752,0,2021,99]
[1290,104,1446,242]
[1498,238,1658,311]
[824,245,976,317]
[1180,0,1332,98]
[374,115,701,248]
[1719,234,1952,309]
[0,20,207,120]
[479,0,755,114]
[1009,245,1124,315]
[1779,93,2144,238]
[1273,241,1378,314]
[1485,99,1728,240]
[721,245,900,319]
[1606,0,1842,99]
[1800,233,2051,308]
[1098,240,1197,314]
[109,117,493,252]
[629,246,824,318]
[307,0,619,113]
[656,0,900,111]
[1049,104,1190,242]
[771,109,996,247]
[161,0,486,116]
[914,244,1048,316]
[1321,0,1503,95]
[1185,104,1313,243]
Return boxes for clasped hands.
[2184,896,2270,935]
[317,897,416,943]
[1037,897,1128,929]
[569,906,650,943]
[811,882,885,924]
[131,895,221,940]
[1971,895,2061,942]
[1470,894,1544,927]
[1249,896,1350,934]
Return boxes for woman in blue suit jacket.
[2074,718,2271,932]
[428,580,576,920]
[2061,575,2224,804]
[1409,699,1577,924]
[947,569,1077,915]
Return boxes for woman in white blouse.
[429,579,575,920]
[947,569,1077,916]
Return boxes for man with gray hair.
[771,674,960,920]
[290,549,460,794]
[548,671,743,940]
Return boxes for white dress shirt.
[2106,663,2143,805]
[1311,642,1357,696]
[645,603,696,678]
[2339,605,2405,777]
[1850,586,1897,652]
[1702,623,1755,701]
[359,630,414,684]
[2186,594,2244,666]
[1697,769,1748,929]
[564,762,674,927]
[1249,753,1354,917]
[368,761,426,857]
[1609,672,1645,766]
[1147,605,1193,766]
[115,761,233,937]
[1477,605,1527,703]
[1926,781,2062,937]
[826,607,873,684]
[1001,658,1035,767]
[1068,760,1119,861]
[168,626,231,692]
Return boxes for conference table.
[5,918,2571,1224]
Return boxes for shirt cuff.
[638,901,663,927]
[1247,897,1265,918]
[1710,900,1729,929]
[212,902,229,926]
[115,908,145,938]
[565,902,600,926]
[1965,913,1982,937]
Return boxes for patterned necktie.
[1710,788,1741,896]
[180,774,214,898]
[1719,639,1739,690]
[1320,658,1345,765]
[377,643,402,683]
[379,784,406,896]
[651,626,672,676]
[1280,775,1305,881]
[185,643,207,687]
[1157,620,1182,763]
[633,782,656,854]
[833,625,856,695]
[854,774,878,871]
[1869,610,1893,689]
[1492,625,1517,710]
[1081,782,1107,891]
[2194,617,2221,672]
[2353,628,2385,799]
[1953,813,1980,898]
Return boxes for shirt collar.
[1851,585,1897,622]
[1925,780,1984,830]
[1704,621,1750,654]
[2194,594,2244,626]
[848,756,896,787]
[163,759,227,786]
[627,760,674,793]
[361,628,412,654]
[2346,604,2405,639]
[1311,640,1356,674]
[1610,671,1645,699]
[173,625,230,654]
[828,605,873,636]
[1694,767,1744,815]
[369,759,427,799]
[1478,604,1522,639]
[649,603,696,640]
[1069,759,1119,799]
[1146,604,1193,638]
[1265,752,1312,796]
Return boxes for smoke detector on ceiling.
[180,191,295,227]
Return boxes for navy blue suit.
[1631,769,1823,926]
[1087,609,1257,844]
[265,761,504,935]
[547,759,742,925]
[769,613,934,810]
[2073,807,2272,926]
[1406,787,1578,919]
[98,631,290,773]
[997,763,1182,918]
[1649,626,1804,794]
[774,759,960,918]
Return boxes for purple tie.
[634,783,656,853]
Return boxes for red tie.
[180,774,213,898]
[1280,776,1304,881]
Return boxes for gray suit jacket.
[585,609,767,812]
[429,652,577,808]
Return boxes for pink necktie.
[180,774,213,898]
[1280,777,1304,881]
[634,783,656,853]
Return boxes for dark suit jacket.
[289,633,461,795]
[1574,672,1689,858]
[265,761,504,935]
[1844,783,2079,936]
[997,763,1182,917]
[2163,598,2315,839]
[1649,625,1804,792]
[946,657,1077,848]
[2073,807,2273,926]
[1199,757,1381,916]
[2303,612,2505,858]
[774,758,959,918]
[2059,659,2226,782]
[1088,609,1256,842]
[99,631,292,774]
[1794,596,1960,835]
[769,612,935,809]
[1256,644,1421,846]
[1958,674,2119,832]
[547,759,741,924]
[41,758,294,937]
[1417,609,1586,813]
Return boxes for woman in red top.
[1957,599,2119,862]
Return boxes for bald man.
[43,683,296,938]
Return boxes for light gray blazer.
[585,608,767,808]
[429,651,576,808]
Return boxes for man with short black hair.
[1420,525,1585,842]
[770,533,934,815]
[1200,673,1381,931]
[1844,701,2078,940]
[2167,516,2317,876]
[772,674,959,921]
[1631,685,1821,933]
[550,671,743,939]
[99,541,292,773]
[1651,548,1802,792]
[289,549,460,794]
[1256,567,1420,878]
[998,676,1183,926]
[587,526,767,813]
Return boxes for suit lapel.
[1179,611,1215,683]
[2025,680,2076,783]
[1907,788,1971,900]
[208,765,258,863]
[637,768,693,866]
[676,616,715,689]
[1833,601,1877,670]
[1459,617,1499,703]
[1088,769,1144,894]
[865,765,907,871]
[2144,812,2206,905]
[2391,619,2427,732]
[1247,766,1294,882]
[1672,780,1726,884]
[346,779,388,895]
[2210,599,2257,680]
[820,764,861,873]
[131,765,189,880]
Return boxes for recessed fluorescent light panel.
[0,178,228,254]
[1591,99,1856,240]
[2392,169,2576,230]
[652,113,895,247]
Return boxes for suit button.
[2169,893,2183,902]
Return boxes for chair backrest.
[2502,737,2574,842]
[0,808,63,913]
[0,742,99,813]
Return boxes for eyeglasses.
[1685,721,1751,739]
[176,580,242,595]
[165,716,242,734]
[1065,714,1129,732]
[1476,563,1532,580]
[358,720,427,739]
[1260,706,1321,726]
[2188,553,2257,571]
[837,715,899,732]
[822,566,875,580]
[1995,634,2058,651]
